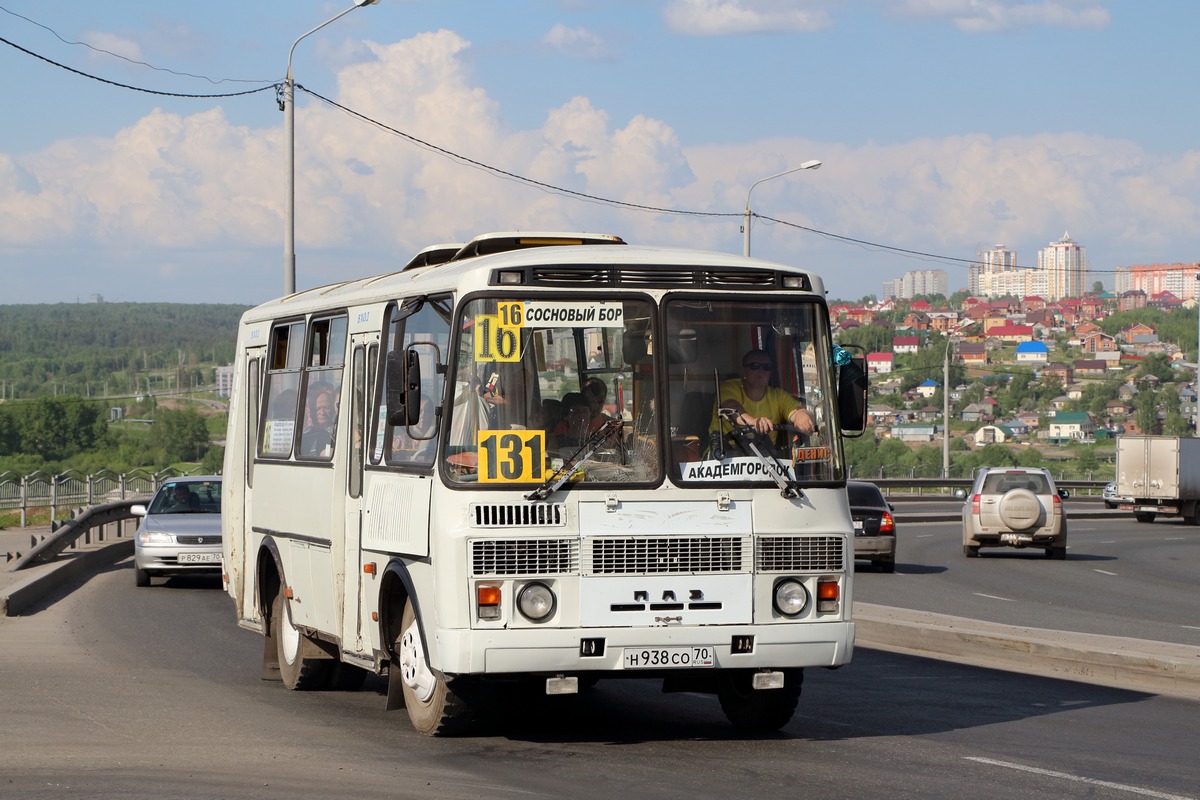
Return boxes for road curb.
[1,540,133,617]
[855,602,1200,700]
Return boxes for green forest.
[0,303,244,477]
[0,302,247,400]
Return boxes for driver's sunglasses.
[743,362,772,371]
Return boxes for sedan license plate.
[624,646,715,669]
[178,553,221,564]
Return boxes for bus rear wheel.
[396,598,475,736]
[272,589,331,690]
[716,670,802,731]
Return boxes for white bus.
[222,232,868,735]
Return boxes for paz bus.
[222,231,868,735]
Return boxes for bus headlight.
[773,579,809,617]
[516,582,556,621]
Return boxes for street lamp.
[742,159,821,257]
[943,334,955,479]
[282,0,380,296]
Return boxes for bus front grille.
[583,536,748,575]
[756,536,845,572]
[471,538,579,576]
[470,503,566,527]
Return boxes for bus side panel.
[252,461,343,634]
[362,476,433,557]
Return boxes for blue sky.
[1,0,1198,306]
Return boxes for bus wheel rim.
[399,620,437,702]
[281,600,300,665]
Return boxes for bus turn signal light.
[816,579,840,613]
[477,584,502,620]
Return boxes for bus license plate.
[623,646,715,669]
[178,553,221,564]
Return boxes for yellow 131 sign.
[477,430,546,482]
[473,302,523,363]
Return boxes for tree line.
[0,302,247,400]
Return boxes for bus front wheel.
[396,598,475,736]
[716,670,802,731]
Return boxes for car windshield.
[148,480,222,514]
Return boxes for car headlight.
[516,582,556,621]
[773,579,809,617]
[137,531,174,545]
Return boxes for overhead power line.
[0,4,273,85]
[0,34,275,99]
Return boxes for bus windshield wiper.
[718,409,802,499]
[525,418,623,501]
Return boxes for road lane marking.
[1093,569,1118,576]
[1182,625,1200,631]
[972,592,1014,602]
[964,757,1196,800]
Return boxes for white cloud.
[0,24,1195,303]
[662,0,833,36]
[543,24,615,60]
[890,1,1111,33]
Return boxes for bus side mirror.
[836,348,868,438]
[385,348,422,426]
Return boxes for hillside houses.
[831,289,1199,443]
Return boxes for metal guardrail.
[0,468,202,527]
[10,497,150,570]
[868,477,1108,498]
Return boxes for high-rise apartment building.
[1117,263,1200,300]
[969,244,1018,296]
[1038,232,1087,301]
[881,270,949,300]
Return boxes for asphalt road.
[1,559,1198,799]
[854,515,1200,647]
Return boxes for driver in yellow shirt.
[710,349,816,442]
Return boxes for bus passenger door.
[342,342,371,655]
[234,348,264,624]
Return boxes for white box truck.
[1114,435,1200,524]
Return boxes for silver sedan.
[132,477,223,587]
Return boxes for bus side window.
[260,321,304,458]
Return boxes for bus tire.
[716,670,802,731]
[272,589,331,690]
[396,598,474,736]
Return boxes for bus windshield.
[663,297,844,485]
[445,296,660,487]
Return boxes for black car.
[847,480,896,572]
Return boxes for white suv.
[961,467,1068,559]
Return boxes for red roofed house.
[866,352,894,376]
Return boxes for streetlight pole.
[282,0,380,296]
[943,336,951,478]
[743,159,821,257]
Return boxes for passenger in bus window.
[302,384,338,457]
[710,349,816,443]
